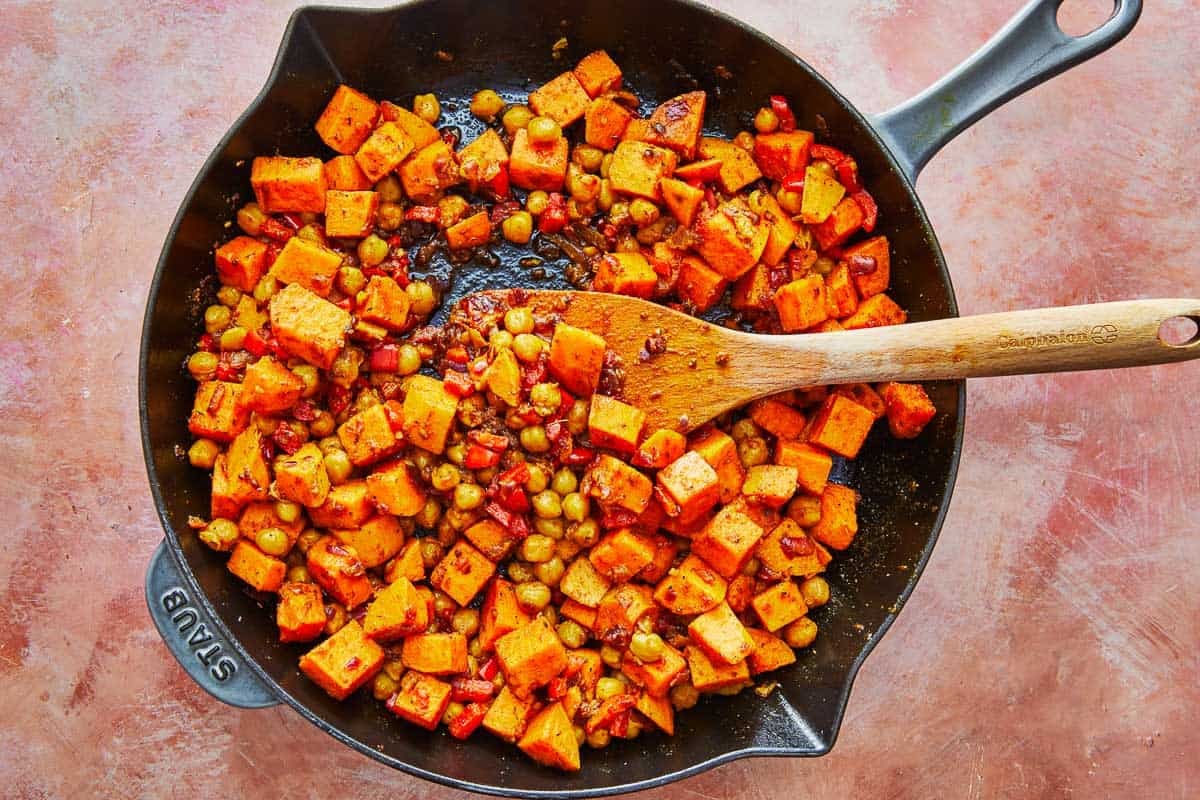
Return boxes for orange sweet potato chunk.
[269,283,351,370]
[323,155,372,191]
[388,670,452,730]
[622,641,687,698]
[315,84,380,155]
[608,140,677,201]
[574,50,623,97]
[431,540,496,606]
[560,555,612,608]
[753,130,814,181]
[807,393,876,459]
[548,322,606,396]
[636,691,676,734]
[592,252,657,298]
[693,199,769,280]
[674,254,727,312]
[215,236,269,293]
[308,480,373,529]
[691,505,765,579]
[496,617,568,699]
[756,191,800,267]
[401,375,458,454]
[809,483,858,551]
[730,262,774,312]
[755,518,829,579]
[357,274,410,331]
[402,632,469,676]
[811,195,864,249]
[332,514,404,569]
[559,598,597,631]
[750,580,809,631]
[269,236,343,298]
[483,685,538,743]
[307,535,372,610]
[480,578,532,653]
[445,211,492,251]
[355,121,415,184]
[458,128,510,194]
[363,577,428,642]
[529,71,591,127]
[238,501,305,543]
[689,427,745,504]
[774,274,830,332]
[277,581,326,643]
[584,96,634,151]
[653,554,727,616]
[227,540,285,593]
[338,403,400,467]
[299,620,384,700]
[832,383,885,420]
[843,235,891,298]
[633,428,686,469]
[399,139,460,202]
[518,702,580,772]
[588,528,656,583]
[189,381,249,443]
[251,156,327,214]
[688,601,754,665]
[509,128,569,192]
[775,440,833,495]
[842,293,907,330]
[878,382,937,439]
[223,425,270,507]
[698,136,763,195]
[748,397,808,440]
[746,627,797,675]
[366,459,426,516]
[587,394,646,454]
[381,101,441,149]
[656,450,720,523]
[239,356,304,415]
[464,518,518,562]
[742,465,799,509]
[585,454,653,514]
[637,533,678,584]
[324,190,379,238]
[826,261,860,319]
[644,91,706,161]
[274,442,331,508]
[685,644,749,692]
[595,583,656,642]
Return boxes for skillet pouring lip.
[138,0,965,795]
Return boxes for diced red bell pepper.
[464,443,501,469]
[485,501,530,539]
[292,399,318,422]
[545,419,568,442]
[520,354,548,389]
[490,200,522,224]
[835,157,862,193]
[851,190,878,232]
[769,95,796,133]
[369,343,399,373]
[448,702,488,740]
[444,346,469,366]
[478,656,499,682]
[279,212,304,230]
[563,446,595,467]
[848,253,878,276]
[197,333,217,353]
[647,253,673,278]
[243,328,271,357]
[327,384,351,416]
[214,361,240,382]
[383,402,404,432]
[781,170,805,194]
[599,507,638,529]
[546,677,569,701]
[335,297,354,311]
[272,423,305,455]
[260,217,294,242]
[406,205,441,224]
[451,677,496,703]
[538,193,568,234]
[468,430,509,451]
[585,693,637,734]
[609,709,631,738]
[810,144,848,166]
[443,369,476,398]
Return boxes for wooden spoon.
[463,290,1200,432]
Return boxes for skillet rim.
[138,0,966,794]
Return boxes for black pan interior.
[140,0,963,794]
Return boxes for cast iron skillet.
[141,0,1140,795]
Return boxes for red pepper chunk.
[369,344,399,373]
[243,328,271,357]
[781,170,806,194]
[260,217,295,242]
[468,430,510,451]
[197,333,217,353]
[451,678,496,703]
[810,144,848,166]
[769,95,796,133]
[464,443,501,469]
[485,501,531,539]
[546,676,569,700]
[478,656,499,682]
[836,157,862,193]
[851,190,879,232]
[327,384,351,416]
[443,369,476,398]
[406,205,441,224]
[538,193,568,234]
[448,702,488,740]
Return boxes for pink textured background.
[1,0,1197,797]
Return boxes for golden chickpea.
[738,436,770,468]
[296,528,322,554]
[669,682,700,710]
[599,152,614,178]
[786,494,822,527]
[556,620,587,649]
[502,211,533,244]
[199,518,239,552]
[777,186,803,215]
[596,676,624,701]
[520,534,556,563]
[520,426,551,454]
[629,631,665,662]
[337,266,367,296]
[452,607,481,637]
[800,576,830,608]
[252,274,279,303]
[397,344,422,375]
[438,194,469,227]
[204,304,231,335]
[308,410,335,438]
[754,106,780,133]
[358,234,389,267]
[187,351,218,381]
[533,517,564,539]
[187,438,220,469]
[413,93,441,124]
[628,198,660,227]
[569,518,600,547]
[324,449,353,484]
[502,104,534,135]
[470,88,506,120]
[783,616,819,648]
[376,175,403,203]
[512,333,545,363]
[533,556,565,586]
[419,538,444,569]
[515,581,552,612]
[416,498,442,529]
[527,115,561,145]
[274,499,301,524]
[286,564,311,584]
[587,729,612,749]
[324,602,348,635]
[810,159,837,181]
[572,144,605,173]
[216,284,241,308]
[406,281,438,316]
[372,671,398,701]
[525,190,550,217]
[377,201,403,230]
[237,202,267,236]
[597,178,615,212]
[255,527,290,557]
[734,130,755,151]
[291,364,320,398]
[506,560,534,584]
[599,644,622,668]
[504,306,535,335]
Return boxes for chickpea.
[416,498,442,529]
[525,190,550,216]
[800,576,830,608]
[734,130,755,151]
[754,106,780,134]
[317,435,343,454]
[470,88,506,120]
[419,538,444,569]
[529,383,562,417]
[561,492,589,523]
[811,255,835,276]
[568,518,600,547]
[413,93,441,124]
[533,517,564,539]
[786,494,822,527]
[376,175,403,203]
[550,467,578,496]
[783,616,818,648]
[377,201,403,231]
[599,152,614,178]
[489,328,514,351]
[527,115,561,145]
[286,564,311,583]
[810,159,836,181]
[520,534,556,563]
[324,602,348,635]
[431,463,461,492]
[438,194,469,228]
[556,620,587,649]
[628,198,660,227]
[218,326,246,352]
[199,518,239,552]
[668,682,699,712]
[512,333,545,363]
[308,410,335,438]
[187,438,220,469]
[506,560,534,584]
[567,398,589,435]
[572,144,605,173]
[452,607,481,637]
[216,285,241,308]
[596,676,625,701]
[629,631,665,662]
[324,449,353,485]
[587,729,612,749]
[515,581,551,612]
[291,364,320,398]
[502,104,534,135]
[372,671,398,701]
[730,418,759,441]
[597,178,615,213]
[453,482,485,511]
[531,490,562,519]
[337,266,367,296]
[501,211,533,244]
[255,527,290,557]
[237,202,267,236]
[296,528,322,554]
[777,186,803,216]
[738,436,770,468]
[254,414,279,435]
[406,281,438,316]
[396,344,422,376]
[519,425,551,454]
[274,500,302,524]
[252,274,279,303]
[599,645,622,668]
[204,304,231,335]
[297,223,324,245]
[524,464,549,494]
[567,169,601,203]
[357,234,389,267]
[533,556,565,586]
[504,306,535,335]
[187,351,218,381]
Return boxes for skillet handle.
[871,0,1141,182]
[145,541,280,709]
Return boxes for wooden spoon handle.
[797,298,1200,386]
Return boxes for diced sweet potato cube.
[634,428,686,469]
[307,535,372,609]
[730,262,775,312]
[402,632,468,676]
[673,157,723,182]
[323,155,372,191]
[584,96,634,151]
[483,685,537,743]
[622,641,687,699]
[300,620,384,700]
[842,293,907,330]
[464,518,517,562]
[380,102,441,149]
[188,381,249,443]
[239,357,303,415]
[833,383,885,419]
[751,580,808,631]
[277,581,326,643]
[508,128,569,191]
[653,554,726,616]
[363,577,428,642]
[559,598,597,631]
[644,91,706,160]
[269,284,351,370]
[366,460,426,516]
[608,140,677,201]
[657,451,720,523]
[355,274,409,331]
[799,165,845,224]
[529,71,591,127]
[399,139,460,202]
[878,382,937,439]
[324,190,379,239]
[811,196,864,249]
[431,540,496,606]
[251,156,326,214]
[338,403,400,467]
[445,210,492,250]
[386,539,426,584]
[238,501,305,543]
[210,455,240,520]
[689,427,745,503]
[496,617,568,699]
[215,236,269,293]
[224,425,270,506]
[518,702,580,772]
[746,627,797,675]
[388,670,452,730]
[233,293,267,332]
[595,583,656,642]
[688,601,754,665]
[755,192,800,267]
[401,375,458,454]
[685,644,749,692]
[691,506,765,579]
[274,442,330,508]
[697,137,762,194]
[693,199,769,280]
[843,235,891,298]
[480,579,532,652]
[753,130,814,181]
[826,262,859,318]
[659,177,704,228]
[269,236,343,297]
[748,397,808,439]
[671,255,727,314]
[636,690,676,734]
[574,50,623,97]
[315,84,379,154]
[560,556,612,608]
[483,346,522,407]
[307,480,373,529]
[354,121,415,184]
[458,128,510,194]
[333,514,404,568]
[587,394,646,454]
[756,519,827,579]
[775,275,830,332]
[810,483,858,551]
[588,528,656,583]
[585,454,653,514]
[775,440,833,495]
[808,394,876,458]
[726,574,755,613]
[638,533,678,584]
[742,465,799,509]
[592,251,657,298]
[227,540,285,593]
[621,117,651,142]
[548,322,606,395]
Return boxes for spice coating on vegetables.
[184,50,937,772]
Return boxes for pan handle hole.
[1158,316,1200,348]
[1056,0,1114,37]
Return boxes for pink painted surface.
[1,0,1197,797]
